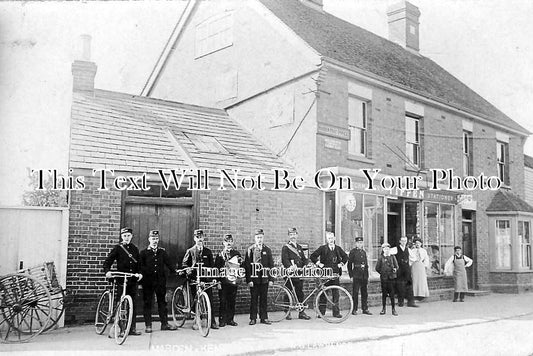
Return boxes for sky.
[0,0,532,205]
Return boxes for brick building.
[66,55,323,323]
[141,0,533,293]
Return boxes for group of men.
[104,226,444,334]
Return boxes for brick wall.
[66,175,122,323]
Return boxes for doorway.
[387,201,402,247]
[462,210,476,289]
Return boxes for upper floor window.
[195,13,233,58]
[463,130,473,176]
[496,141,509,185]
[348,96,367,156]
[405,115,420,167]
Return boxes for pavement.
[2,292,533,355]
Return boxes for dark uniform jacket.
[281,242,308,281]
[310,244,348,276]
[375,254,399,280]
[244,244,274,284]
[347,248,369,280]
[139,247,175,285]
[214,249,242,285]
[395,245,412,281]
[103,243,140,283]
[182,245,214,280]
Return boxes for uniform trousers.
[142,281,169,326]
[285,278,305,303]
[250,283,269,321]
[380,279,396,308]
[351,278,368,311]
[318,278,340,316]
[218,284,238,323]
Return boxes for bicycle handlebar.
[106,271,142,281]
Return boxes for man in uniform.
[391,236,418,308]
[281,227,310,320]
[214,233,242,327]
[347,236,372,315]
[139,230,178,333]
[103,227,142,335]
[244,229,274,325]
[310,231,348,318]
[182,229,218,330]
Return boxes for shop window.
[496,141,509,185]
[463,131,473,176]
[495,220,512,269]
[348,97,367,156]
[340,192,384,278]
[518,220,531,269]
[404,201,420,241]
[325,191,336,234]
[405,115,421,167]
[424,202,455,275]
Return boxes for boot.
[453,292,458,302]
[380,307,386,315]
[392,308,398,316]
[459,293,464,302]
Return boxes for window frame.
[195,12,234,58]
[348,96,368,157]
[463,130,473,176]
[496,141,509,185]
[494,219,512,270]
[518,220,532,269]
[405,115,421,168]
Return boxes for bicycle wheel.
[314,285,353,323]
[94,290,112,335]
[114,295,133,345]
[267,284,293,322]
[0,273,52,343]
[43,288,65,332]
[171,286,187,328]
[195,292,211,337]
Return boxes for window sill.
[347,154,374,165]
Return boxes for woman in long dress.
[411,238,430,298]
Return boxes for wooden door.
[124,203,193,287]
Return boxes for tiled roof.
[486,190,533,213]
[525,155,533,169]
[70,89,295,179]
[259,0,528,135]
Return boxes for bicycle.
[171,267,219,337]
[94,272,139,345]
[268,274,353,323]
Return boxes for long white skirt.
[411,261,430,297]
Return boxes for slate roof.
[259,0,528,135]
[525,155,533,169]
[70,89,294,179]
[486,189,533,213]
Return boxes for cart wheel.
[114,295,133,345]
[267,284,293,322]
[314,285,353,323]
[42,288,65,332]
[0,273,52,343]
[196,292,211,337]
[171,286,187,328]
[95,290,112,335]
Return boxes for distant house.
[66,51,322,323]
[142,0,533,292]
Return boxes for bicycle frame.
[284,275,338,312]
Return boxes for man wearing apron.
[444,246,473,302]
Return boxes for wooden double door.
[123,202,194,289]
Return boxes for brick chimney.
[71,34,97,94]
[387,1,421,53]
[299,0,323,12]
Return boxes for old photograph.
[1,0,533,355]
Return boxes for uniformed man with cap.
[244,229,274,325]
[139,230,178,333]
[182,229,218,330]
[310,231,348,318]
[214,233,242,327]
[103,227,143,335]
[347,237,372,315]
[281,227,311,320]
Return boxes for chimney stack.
[299,0,323,12]
[72,34,97,94]
[387,1,421,53]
